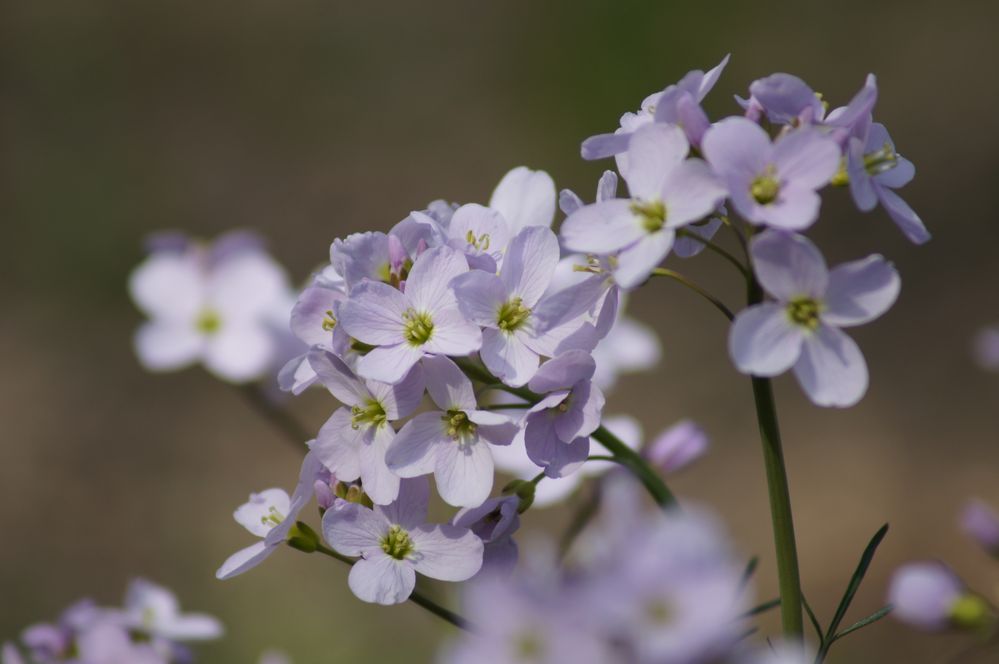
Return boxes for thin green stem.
[650,268,735,321]
[748,276,803,640]
[237,384,311,449]
[720,214,749,259]
[314,544,471,631]
[676,228,750,279]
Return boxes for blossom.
[887,563,968,631]
[452,495,521,576]
[330,231,410,292]
[71,621,165,664]
[562,124,727,288]
[645,419,708,474]
[217,452,324,579]
[846,123,930,244]
[488,166,557,235]
[452,226,601,386]
[321,478,483,605]
[338,245,481,384]
[729,230,900,407]
[960,499,999,556]
[738,73,824,126]
[385,355,518,507]
[128,232,295,382]
[973,325,999,371]
[278,273,347,394]
[702,117,840,231]
[523,350,605,477]
[116,578,223,641]
[310,349,425,505]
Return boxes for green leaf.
[801,594,825,647]
[830,605,893,643]
[740,556,759,591]
[743,597,781,617]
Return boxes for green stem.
[650,268,735,321]
[748,277,803,640]
[314,544,471,631]
[676,228,750,279]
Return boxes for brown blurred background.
[2,1,999,662]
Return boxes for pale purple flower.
[524,350,606,478]
[452,226,602,386]
[310,349,425,505]
[559,170,619,217]
[330,231,411,292]
[847,123,930,244]
[645,419,708,474]
[321,478,483,605]
[960,499,999,556]
[973,326,999,371]
[729,230,900,407]
[386,355,518,507]
[888,563,964,631]
[443,203,510,271]
[73,621,165,664]
[278,276,347,394]
[823,73,878,145]
[488,166,557,235]
[338,245,481,384]
[702,117,840,231]
[128,235,294,382]
[216,452,324,579]
[452,495,521,576]
[738,73,824,126]
[562,124,727,288]
[116,579,223,642]
[581,54,730,159]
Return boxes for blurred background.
[3,1,998,661]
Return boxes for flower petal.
[528,349,595,393]
[729,303,805,376]
[434,437,495,507]
[489,167,557,233]
[356,343,425,385]
[215,541,278,580]
[560,199,647,255]
[750,230,828,300]
[613,232,674,289]
[128,253,205,321]
[308,348,369,406]
[405,245,468,314]
[203,324,275,383]
[366,362,426,420]
[661,159,727,228]
[877,186,931,245]
[409,525,484,581]
[823,255,900,327]
[385,412,447,478]
[358,424,400,505]
[422,307,483,357]
[348,553,416,605]
[480,328,540,388]
[773,128,841,189]
[337,281,408,345]
[322,500,389,557]
[500,226,560,307]
[451,271,507,327]
[793,324,869,407]
[133,322,204,372]
[622,124,689,201]
[702,117,771,180]
[377,477,430,529]
[422,355,476,411]
[314,407,364,481]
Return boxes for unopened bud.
[286,521,319,553]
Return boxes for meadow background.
[3,1,999,661]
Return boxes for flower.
[561,124,727,288]
[310,349,425,505]
[278,272,348,394]
[645,419,708,474]
[960,499,999,556]
[116,578,223,641]
[973,325,999,371]
[128,232,295,382]
[321,478,483,605]
[846,123,930,244]
[738,73,824,126]
[888,563,978,631]
[488,166,557,235]
[702,117,840,231]
[452,495,521,576]
[729,230,900,407]
[216,452,324,579]
[523,350,605,477]
[338,245,481,384]
[385,355,519,507]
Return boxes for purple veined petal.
[581,131,631,161]
[673,216,723,258]
[488,166,557,233]
[528,349,595,393]
[480,328,540,388]
[348,552,416,605]
[358,424,400,505]
[748,73,821,125]
[559,199,647,255]
[422,306,483,357]
[500,226,560,307]
[422,355,476,411]
[203,323,275,383]
[308,348,369,406]
[209,251,289,319]
[613,231,675,289]
[133,321,205,372]
[675,91,711,146]
[356,343,425,385]
[865,122,893,151]
[278,352,318,395]
[750,230,829,300]
[330,232,391,290]
[385,412,446,478]
[314,407,364,481]
[698,53,731,100]
[526,316,600,359]
[405,245,468,314]
[876,156,915,189]
[215,541,278,580]
[531,274,607,337]
[337,281,409,345]
[597,169,619,201]
[702,117,772,181]
[760,184,822,231]
[823,255,900,327]
[322,500,389,557]
[565,382,604,440]
[366,362,426,420]
[792,324,869,408]
[847,137,878,212]
[773,128,842,189]
[877,186,931,245]
[729,303,806,376]
[290,283,344,347]
[661,159,727,228]
[128,252,206,321]
[559,188,584,216]
[378,477,431,529]
[234,488,291,537]
[469,414,519,447]
[434,436,495,507]
[623,124,689,201]
[451,271,507,328]
[409,525,484,581]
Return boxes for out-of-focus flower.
[972,326,999,371]
[888,563,992,631]
[645,419,708,474]
[117,579,223,641]
[321,478,483,605]
[960,499,999,556]
[729,230,900,407]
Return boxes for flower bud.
[645,420,708,474]
[286,522,319,553]
[501,479,536,513]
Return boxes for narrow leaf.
[830,605,892,643]
[824,523,889,643]
[743,597,781,617]
[740,556,759,591]
[801,594,825,647]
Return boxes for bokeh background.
[3,1,999,661]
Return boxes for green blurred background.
[3,1,999,661]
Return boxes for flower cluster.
[1,580,222,664]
